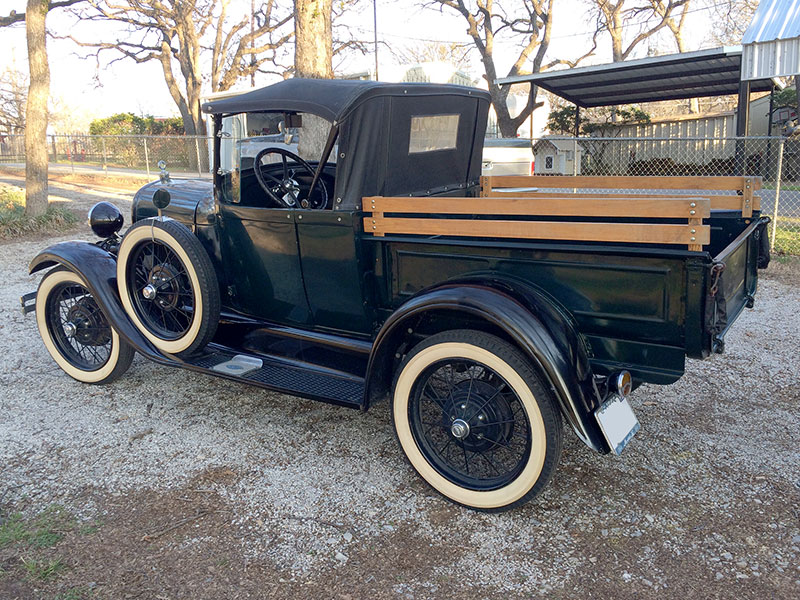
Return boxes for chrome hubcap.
[451,418,470,439]
[63,321,77,338]
[142,284,157,300]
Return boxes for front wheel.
[117,218,220,356]
[35,268,134,384]
[392,330,562,511]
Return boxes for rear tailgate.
[705,217,770,353]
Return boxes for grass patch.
[0,185,78,239]
[772,219,800,255]
[55,586,93,600]
[0,505,76,549]
[21,557,67,581]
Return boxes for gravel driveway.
[1,183,798,599]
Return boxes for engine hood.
[132,178,214,226]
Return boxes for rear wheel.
[35,268,134,384]
[392,330,562,511]
[117,218,220,356]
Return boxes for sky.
[0,0,722,130]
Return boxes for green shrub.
[0,185,78,238]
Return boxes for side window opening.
[408,114,460,154]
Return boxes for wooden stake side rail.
[480,191,760,212]
[363,195,711,250]
[480,175,761,218]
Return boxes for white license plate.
[595,395,640,455]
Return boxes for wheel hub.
[446,379,516,453]
[145,263,181,310]
[451,418,470,439]
[142,284,157,300]
[66,298,111,346]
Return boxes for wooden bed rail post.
[480,176,491,198]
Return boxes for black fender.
[29,240,170,364]
[365,277,608,453]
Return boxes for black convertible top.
[201,78,489,122]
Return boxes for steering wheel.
[252,147,329,209]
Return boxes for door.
[218,203,313,326]
[295,210,374,335]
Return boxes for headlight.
[88,201,124,238]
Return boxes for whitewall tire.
[117,218,220,356]
[392,330,563,511]
[36,268,134,384]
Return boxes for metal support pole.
[195,137,203,177]
[373,0,379,80]
[143,137,151,179]
[735,80,751,174]
[572,106,580,176]
[770,138,785,252]
[767,87,775,178]
[101,137,108,175]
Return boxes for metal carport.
[497,47,776,137]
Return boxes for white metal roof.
[742,0,800,80]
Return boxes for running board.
[184,349,365,409]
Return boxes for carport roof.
[496,47,775,108]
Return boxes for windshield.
[218,111,336,206]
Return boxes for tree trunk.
[24,0,49,218]
[295,0,332,79]
[294,0,333,159]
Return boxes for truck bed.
[362,175,769,386]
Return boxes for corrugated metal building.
[742,0,800,81]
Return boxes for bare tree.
[294,0,333,158]
[1,0,85,218]
[295,0,333,78]
[710,0,758,45]
[647,0,698,112]
[587,0,689,63]
[425,1,594,138]
[394,41,474,72]
[67,1,293,135]
[0,68,28,134]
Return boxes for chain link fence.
[1,133,798,254]
[0,134,212,178]
[533,136,800,254]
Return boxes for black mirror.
[153,189,171,210]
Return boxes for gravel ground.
[1,182,799,599]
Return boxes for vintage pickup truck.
[22,79,770,511]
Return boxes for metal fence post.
[143,137,151,179]
[68,135,74,174]
[195,137,202,177]
[572,138,578,176]
[770,138,785,252]
[101,137,108,175]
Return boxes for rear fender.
[366,278,608,452]
[29,241,169,364]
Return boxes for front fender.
[366,280,608,453]
[29,241,168,363]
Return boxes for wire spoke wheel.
[46,281,113,371]
[35,269,134,385]
[410,359,531,491]
[117,218,220,357]
[392,330,563,511]
[127,239,196,341]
